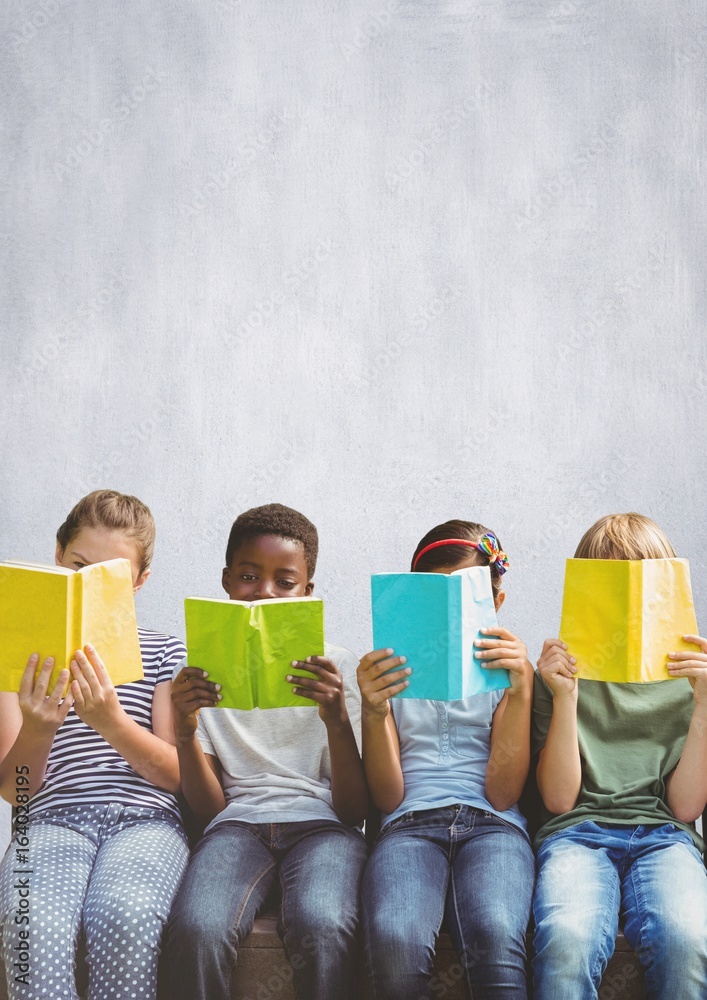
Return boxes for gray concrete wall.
[2,0,706,843]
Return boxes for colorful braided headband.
[412,532,509,575]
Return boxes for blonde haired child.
[0,490,189,1000]
[532,513,707,1000]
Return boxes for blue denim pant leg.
[620,825,707,1000]
[167,822,278,1000]
[445,809,534,999]
[275,821,367,1000]
[363,806,534,1000]
[532,822,623,1000]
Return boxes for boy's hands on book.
[171,666,222,743]
[668,634,707,705]
[18,653,74,736]
[69,645,125,733]
[474,627,533,697]
[356,648,412,718]
[286,656,352,726]
[537,638,578,698]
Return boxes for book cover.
[559,557,698,682]
[0,558,143,692]
[371,566,510,700]
[184,595,325,709]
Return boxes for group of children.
[0,489,706,1000]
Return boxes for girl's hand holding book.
[18,652,74,736]
[537,638,578,698]
[667,634,707,704]
[69,644,125,734]
[474,626,533,697]
[356,648,411,718]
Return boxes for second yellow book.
[559,557,698,683]
[0,559,143,693]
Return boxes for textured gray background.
[2,2,706,838]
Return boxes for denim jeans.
[532,821,707,1000]
[362,805,535,1000]
[167,818,367,1000]
[0,802,189,1000]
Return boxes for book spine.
[632,560,643,683]
[70,570,83,669]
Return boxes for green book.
[184,596,325,709]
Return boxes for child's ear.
[222,566,231,594]
[305,579,314,596]
[54,542,64,566]
[494,590,506,613]
[133,567,151,595]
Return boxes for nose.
[253,581,277,600]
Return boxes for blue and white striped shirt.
[30,627,185,819]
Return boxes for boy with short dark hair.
[167,503,368,1000]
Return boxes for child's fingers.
[178,694,221,713]
[359,649,397,672]
[475,646,520,661]
[300,656,338,675]
[286,674,329,694]
[82,643,109,679]
[480,627,517,641]
[58,689,75,721]
[73,649,102,698]
[366,655,407,680]
[540,638,568,655]
[365,667,411,691]
[19,653,40,699]
[70,678,85,709]
[668,651,707,663]
[48,669,70,703]
[70,660,93,698]
[30,656,55,700]
[475,638,519,651]
[682,634,707,651]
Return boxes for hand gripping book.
[184,596,325,709]
[0,558,143,692]
[559,557,698,683]
[371,566,511,700]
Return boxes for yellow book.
[559,558,698,683]
[0,559,143,693]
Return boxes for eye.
[73,561,87,570]
[277,580,297,589]
[240,574,257,582]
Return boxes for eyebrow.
[237,560,301,574]
[69,551,91,562]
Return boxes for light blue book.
[371,567,511,700]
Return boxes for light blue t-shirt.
[385,690,527,835]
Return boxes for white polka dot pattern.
[0,803,189,999]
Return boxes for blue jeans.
[167,818,367,1000]
[532,821,707,1000]
[0,802,189,1000]
[362,805,535,999]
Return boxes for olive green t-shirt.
[531,672,703,851]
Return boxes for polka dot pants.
[0,803,189,999]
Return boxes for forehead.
[63,526,139,562]
[231,533,307,570]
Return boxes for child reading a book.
[532,513,707,1000]
[0,489,189,1000]
[357,519,535,999]
[167,503,368,1000]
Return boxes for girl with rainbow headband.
[0,490,189,1000]
[357,519,534,999]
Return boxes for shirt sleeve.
[169,652,188,683]
[531,669,554,757]
[158,638,187,686]
[195,712,216,757]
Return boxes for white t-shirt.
[177,642,361,832]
